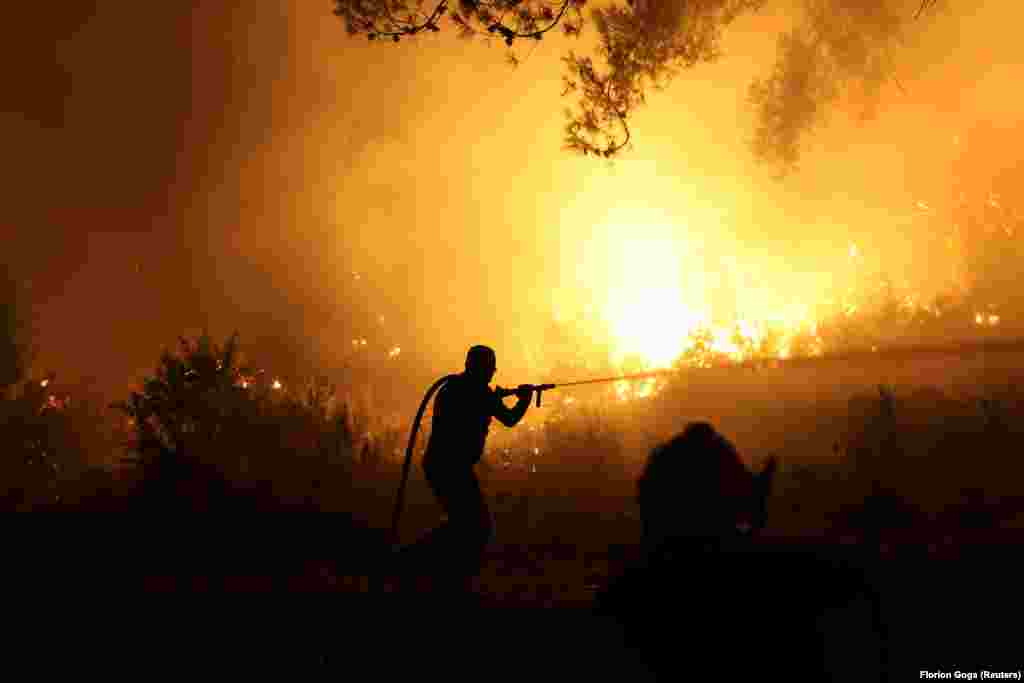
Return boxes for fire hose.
[388,334,1024,546]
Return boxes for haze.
[5,1,1020,414]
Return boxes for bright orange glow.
[565,204,827,374]
[575,206,708,370]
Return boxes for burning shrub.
[1,375,64,510]
[0,370,111,511]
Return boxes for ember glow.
[975,313,1001,327]
[613,376,660,402]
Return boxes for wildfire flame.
[584,213,711,370]
[575,217,825,374]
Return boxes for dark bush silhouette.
[109,331,369,513]
[0,371,106,511]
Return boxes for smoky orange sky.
[5,1,1022,410]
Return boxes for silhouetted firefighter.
[394,345,533,596]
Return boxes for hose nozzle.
[495,383,557,407]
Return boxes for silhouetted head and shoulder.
[463,345,497,387]
[637,421,775,555]
[435,345,497,404]
[597,422,882,681]
[423,345,504,468]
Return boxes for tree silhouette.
[334,0,585,43]
[749,0,917,176]
[563,0,764,157]
[335,0,944,168]
[0,267,35,394]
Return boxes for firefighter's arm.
[493,385,531,427]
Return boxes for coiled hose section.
[388,374,457,546]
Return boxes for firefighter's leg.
[425,468,492,591]
[440,470,493,587]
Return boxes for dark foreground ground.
[7,517,1023,680]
